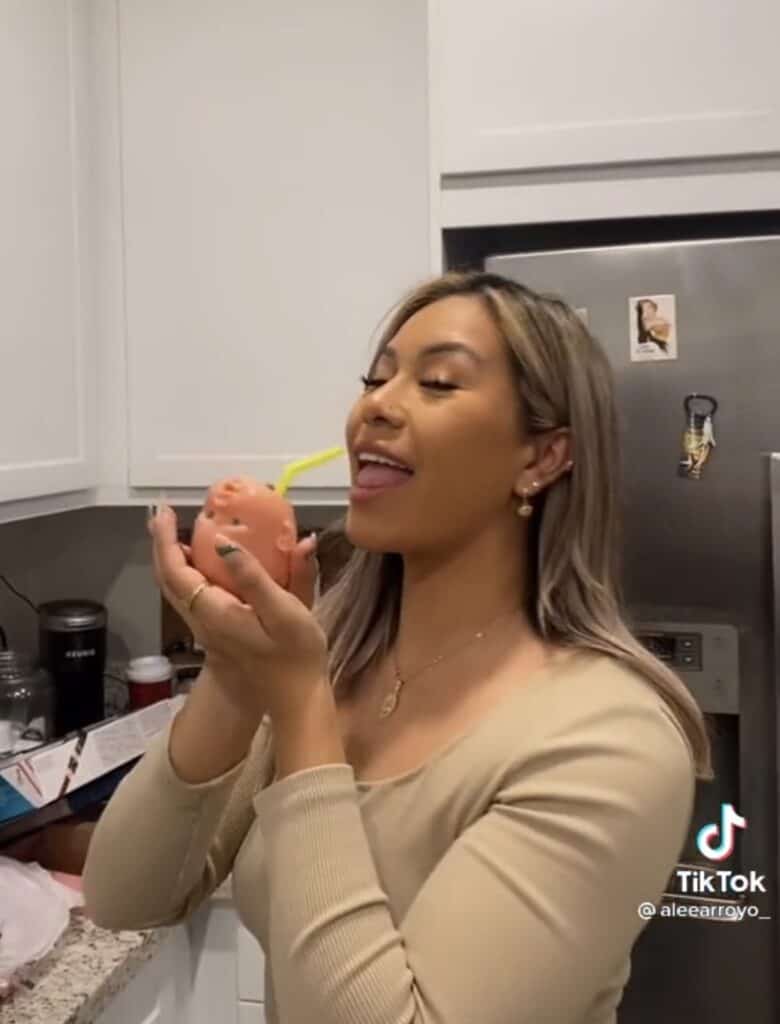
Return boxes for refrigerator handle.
[660,861,747,924]
[771,454,780,941]
[658,893,746,923]
[772,455,780,691]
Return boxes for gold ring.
[186,581,210,612]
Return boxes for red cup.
[126,656,174,710]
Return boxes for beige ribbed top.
[82,651,695,1024]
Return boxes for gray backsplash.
[0,503,344,674]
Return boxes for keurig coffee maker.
[38,599,107,737]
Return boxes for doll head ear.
[275,517,297,553]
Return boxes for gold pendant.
[379,676,403,719]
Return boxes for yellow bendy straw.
[274,446,346,497]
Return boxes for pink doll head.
[190,476,297,597]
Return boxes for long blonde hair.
[314,271,713,780]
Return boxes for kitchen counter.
[0,911,165,1024]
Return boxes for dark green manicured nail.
[216,543,240,558]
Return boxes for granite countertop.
[0,911,165,1024]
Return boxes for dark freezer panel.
[618,918,773,1024]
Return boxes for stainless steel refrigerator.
[486,238,779,1024]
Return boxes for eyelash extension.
[359,375,457,392]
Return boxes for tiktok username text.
[637,901,769,922]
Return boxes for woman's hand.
[148,504,323,718]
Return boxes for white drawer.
[238,1000,266,1024]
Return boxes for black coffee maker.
[38,599,107,737]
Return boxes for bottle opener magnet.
[678,393,717,480]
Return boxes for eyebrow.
[377,341,486,366]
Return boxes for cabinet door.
[438,0,780,175]
[94,929,187,1024]
[0,1,97,503]
[186,898,240,1024]
[119,0,430,490]
[94,962,161,1024]
[237,921,265,1002]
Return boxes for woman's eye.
[231,517,241,526]
[359,375,457,392]
[204,510,214,519]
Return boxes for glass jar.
[0,651,56,759]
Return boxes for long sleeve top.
[82,650,696,1024]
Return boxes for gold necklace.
[379,608,518,719]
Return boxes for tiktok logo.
[696,803,747,861]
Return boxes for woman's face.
[344,294,529,554]
[639,299,657,321]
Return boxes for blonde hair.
[314,271,713,780]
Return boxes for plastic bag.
[0,856,83,999]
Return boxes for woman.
[83,272,711,1024]
[635,298,671,353]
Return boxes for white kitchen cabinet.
[436,0,780,176]
[186,882,270,1023]
[185,890,241,1024]
[237,920,265,1002]
[117,0,431,492]
[94,927,189,1024]
[0,0,97,506]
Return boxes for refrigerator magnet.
[678,393,717,480]
[629,294,678,362]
